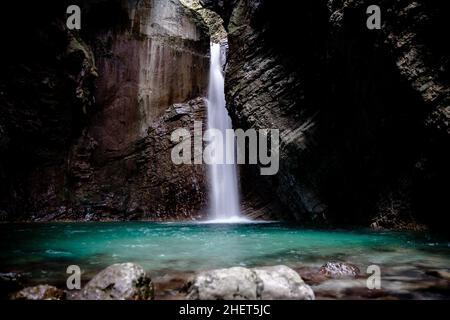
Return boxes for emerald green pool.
[1,221,449,298]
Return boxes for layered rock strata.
[203,0,449,230]
[0,0,210,220]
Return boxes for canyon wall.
[1,0,448,230]
[0,0,210,221]
[203,0,449,230]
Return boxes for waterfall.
[206,42,242,221]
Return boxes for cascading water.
[206,42,243,222]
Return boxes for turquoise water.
[0,222,449,295]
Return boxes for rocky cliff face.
[1,0,448,229]
[204,0,449,230]
[0,0,210,221]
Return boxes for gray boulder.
[78,263,153,300]
[187,267,262,300]
[253,265,315,300]
[187,265,314,300]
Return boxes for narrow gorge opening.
[180,0,247,222]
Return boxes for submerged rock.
[425,269,450,281]
[294,266,329,285]
[153,271,195,300]
[78,263,153,300]
[186,265,314,300]
[319,262,360,278]
[11,285,65,300]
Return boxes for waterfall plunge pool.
[1,221,449,299]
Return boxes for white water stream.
[206,42,245,222]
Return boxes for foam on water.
[200,216,257,224]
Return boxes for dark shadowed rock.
[294,266,329,286]
[0,0,210,222]
[0,272,26,299]
[208,0,450,231]
[425,269,450,281]
[78,263,153,300]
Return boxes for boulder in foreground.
[253,265,315,300]
[78,263,153,300]
[186,265,314,300]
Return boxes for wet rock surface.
[205,0,450,231]
[153,271,195,300]
[186,265,315,300]
[0,0,210,221]
[77,263,153,300]
[319,262,361,278]
[1,1,448,229]
[253,266,315,300]
[311,266,450,300]
[186,266,261,299]
[3,262,450,300]
[11,285,65,300]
